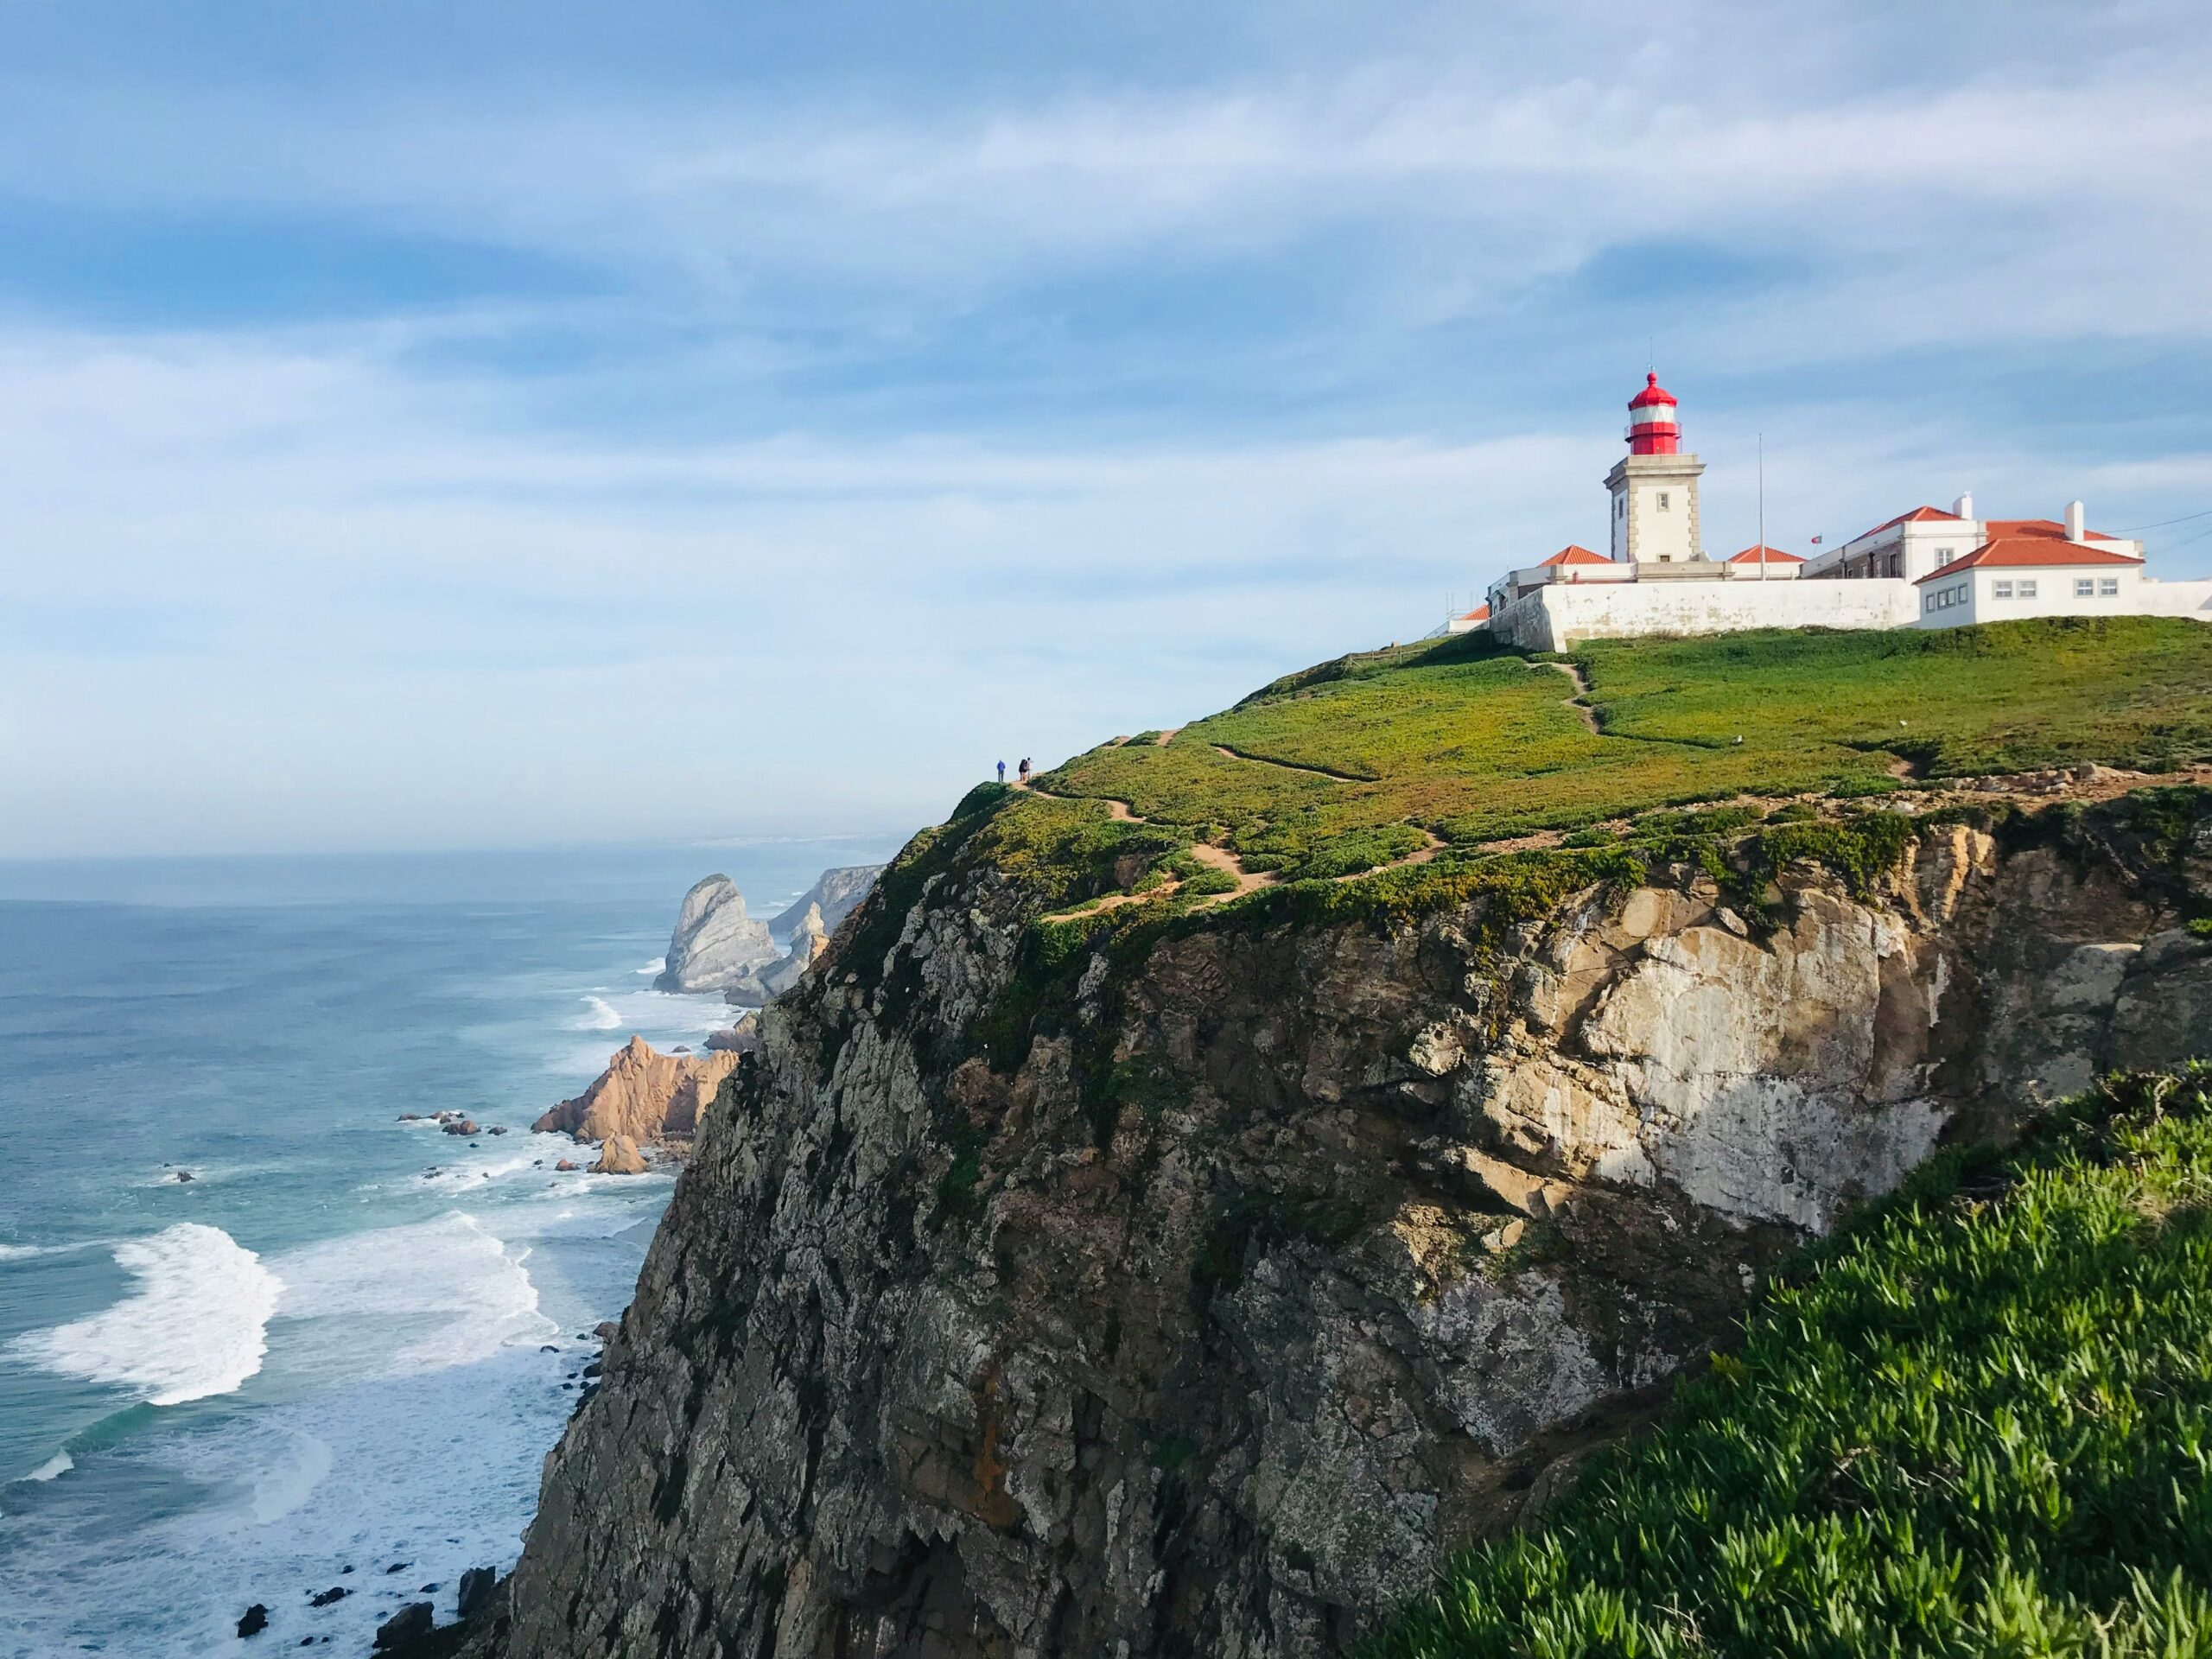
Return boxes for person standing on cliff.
[996,760,1006,783]
[1018,758,1031,786]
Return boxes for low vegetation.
[1371,1064,2212,1659]
[1033,617,2212,876]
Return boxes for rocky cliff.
[533,1035,742,1147]
[474,786,2211,1658]
[772,865,886,939]
[656,875,779,994]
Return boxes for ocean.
[0,837,899,1657]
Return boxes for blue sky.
[3,0,2209,857]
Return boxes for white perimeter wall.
[2139,578,2212,621]
[1491,577,1920,652]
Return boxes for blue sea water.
[0,838,897,1657]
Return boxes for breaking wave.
[10,1224,283,1407]
[573,995,621,1031]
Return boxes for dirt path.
[1210,743,1370,784]
[1535,659,1602,737]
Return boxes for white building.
[1473,373,2212,649]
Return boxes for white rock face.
[653,875,778,993]
[756,904,830,1001]
[772,864,884,940]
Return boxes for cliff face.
[493,810,2211,1659]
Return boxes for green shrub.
[1370,1063,2212,1659]
[1178,867,1241,896]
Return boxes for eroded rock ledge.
[481,807,2212,1659]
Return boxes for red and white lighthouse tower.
[1625,372,1681,454]
[1606,371,1707,564]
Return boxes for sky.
[3,0,2209,859]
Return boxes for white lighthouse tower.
[1605,372,1707,566]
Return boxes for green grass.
[1034,618,2212,876]
[1370,1064,2212,1659]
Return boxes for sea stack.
[653,875,778,994]
[533,1035,741,1146]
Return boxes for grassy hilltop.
[1043,615,2212,877]
[885,618,2212,959]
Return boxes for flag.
[1810,535,1823,544]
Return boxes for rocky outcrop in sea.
[770,864,884,939]
[652,876,778,994]
[531,1036,740,1152]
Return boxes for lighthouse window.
[1657,492,1671,511]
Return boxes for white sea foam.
[271,1212,554,1374]
[635,957,665,975]
[26,1450,73,1482]
[573,994,622,1031]
[10,1224,283,1407]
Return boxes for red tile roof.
[1916,537,2145,584]
[1855,505,1962,542]
[1457,603,1491,622]
[1726,544,1806,564]
[1539,544,1612,567]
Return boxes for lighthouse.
[1605,372,1707,565]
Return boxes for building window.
[2076,578,2095,596]
[2100,578,2120,595]
[1923,593,1936,614]
[1936,547,1954,559]
[1657,492,1670,511]
[2018,580,2037,599]
[1993,580,2014,599]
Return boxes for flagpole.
[1758,432,1767,582]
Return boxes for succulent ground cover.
[1034,617,2212,878]
[1370,1064,2212,1659]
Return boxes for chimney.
[1953,491,1974,522]
[2065,499,2087,542]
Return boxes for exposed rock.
[373,1603,435,1649]
[484,809,2212,1659]
[702,1013,763,1054]
[308,1586,347,1607]
[554,1159,580,1173]
[531,1036,740,1146]
[653,876,778,994]
[441,1118,477,1137]
[237,1604,268,1638]
[770,864,885,939]
[722,904,839,1007]
[457,1567,498,1621]
[591,1134,647,1176]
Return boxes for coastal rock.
[531,1036,741,1146]
[457,1567,498,1621]
[308,1586,347,1607]
[724,906,832,1006]
[652,877,777,994]
[374,1603,435,1649]
[441,1118,477,1136]
[591,1134,647,1176]
[236,1605,268,1638]
[486,807,2212,1659]
[769,864,884,939]
[555,1159,580,1172]
[702,1012,762,1054]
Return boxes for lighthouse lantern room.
[1606,372,1707,565]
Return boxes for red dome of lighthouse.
[1626,372,1681,454]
